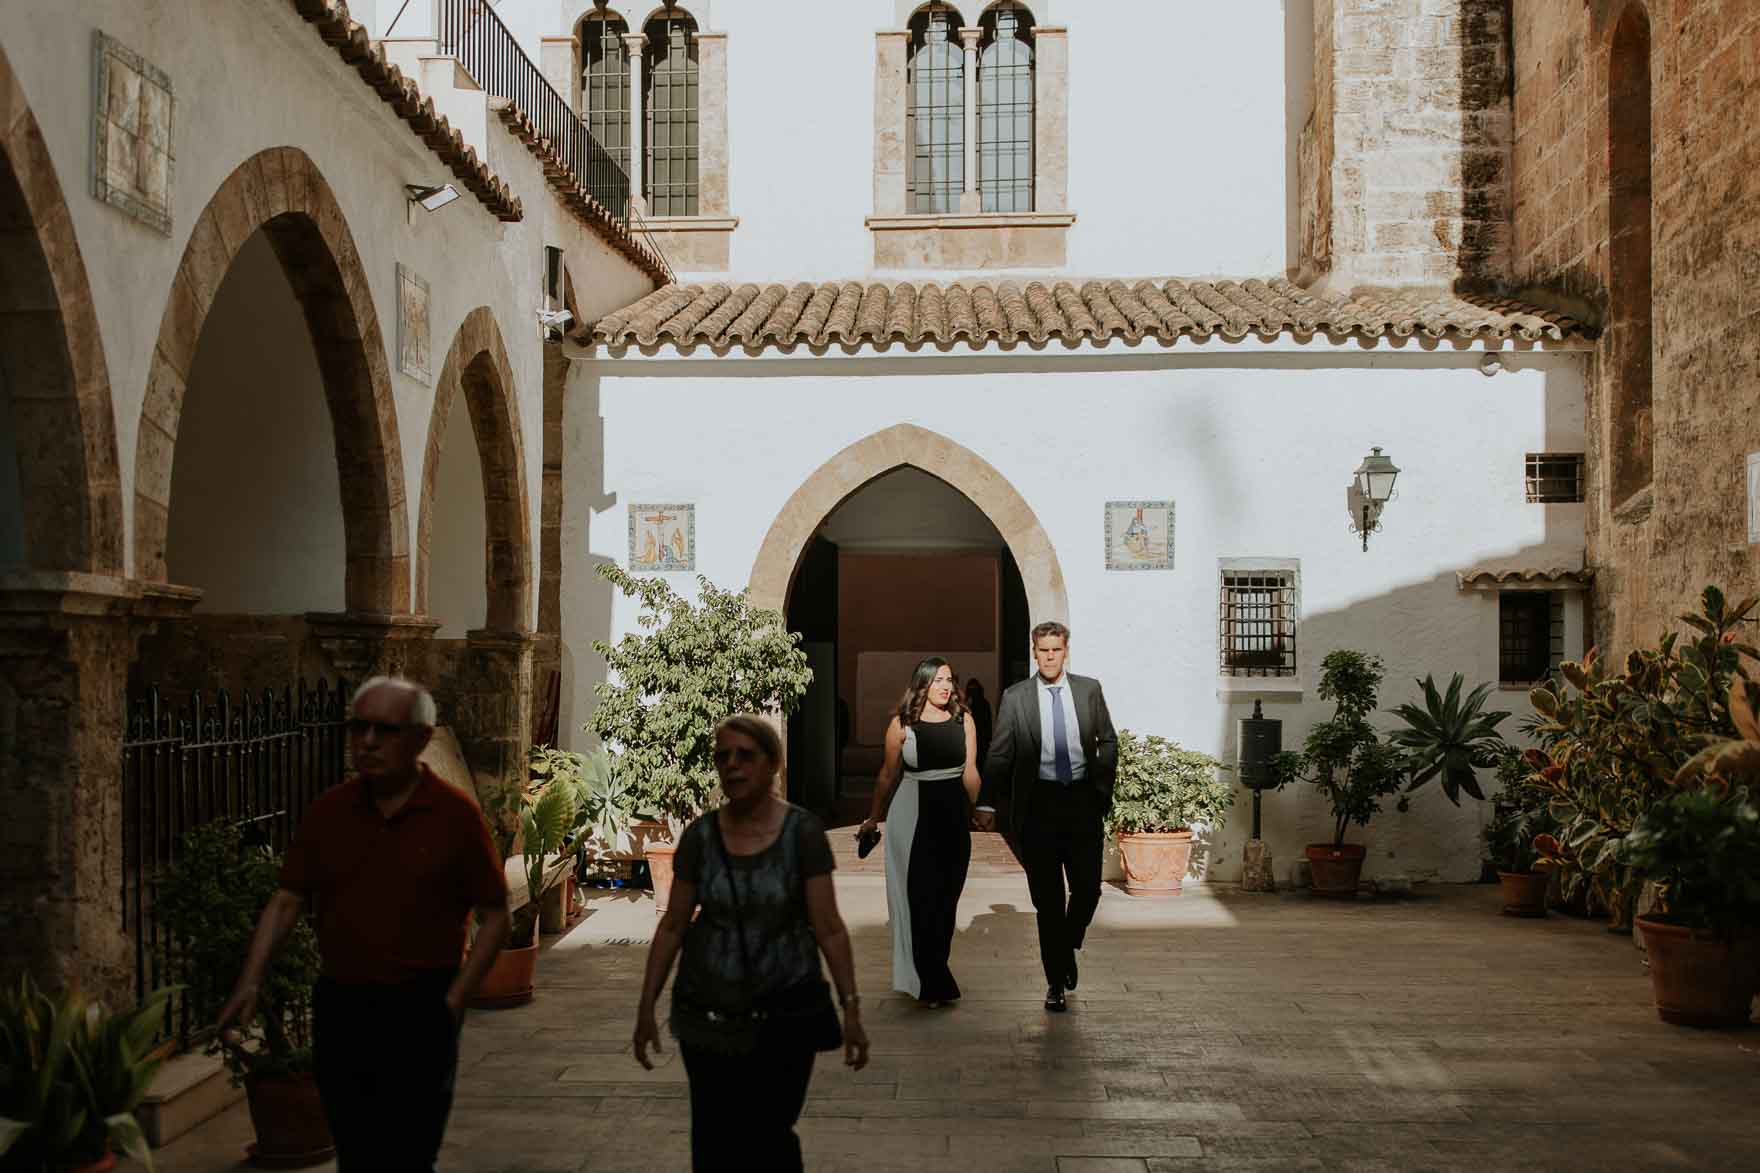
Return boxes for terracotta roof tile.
[586,278,1594,353]
[1457,566,1595,590]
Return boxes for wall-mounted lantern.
[1353,446,1400,552]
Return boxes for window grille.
[1499,591,1561,685]
[978,4,1034,212]
[644,12,699,216]
[581,14,630,174]
[1525,453,1585,503]
[907,6,964,214]
[1220,570,1298,677]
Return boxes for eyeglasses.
[346,718,409,738]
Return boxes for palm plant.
[1387,673,1511,805]
[480,777,578,950]
[0,976,177,1171]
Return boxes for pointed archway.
[748,423,1068,623]
[134,147,408,611]
[415,306,532,632]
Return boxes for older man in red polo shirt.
[218,676,511,1172]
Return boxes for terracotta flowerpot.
[67,1151,116,1173]
[1634,917,1759,1028]
[1116,830,1195,896]
[242,1071,334,1169]
[1304,843,1366,898]
[469,940,538,1009]
[1498,870,1549,918]
[646,841,678,916]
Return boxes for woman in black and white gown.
[858,658,980,1006]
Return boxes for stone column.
[453,629,536,794]
[306,612,441,684]
[539,33,582,114]
[873,31,909,215]
[0,573,143,1008]
[958,26,982,213]
[695,31,729,216]
[623,32,648,216]
[1032,27,1069,213]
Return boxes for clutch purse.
[856,826,882,859]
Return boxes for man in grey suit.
[975,621,1117,1012]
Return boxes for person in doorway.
[633,715,869,1173]
[975,622,1117,1013]
[217,676,511,1172]
[859,658,981,1007]
[965,677,994,766]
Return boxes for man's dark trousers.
[313,969,460,1171]
[1018,780,1104,987]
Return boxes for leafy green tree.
[590,564,812,831]
[1272,650,1406,847]
[1103,731,1232,835]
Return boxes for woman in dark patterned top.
[859,657,981,1007]
[633,715,869,1172]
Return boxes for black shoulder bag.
[670,813,843,1056]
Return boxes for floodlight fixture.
[405,183,461,213]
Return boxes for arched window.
[907,5,964,214]
[1608,3,1653,506]
[580,12,630,173]
[978,2,1034,212]
[644,8,699,216]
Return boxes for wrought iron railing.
[121,679,350,1037]
[436,0,631,215]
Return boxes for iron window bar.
[1220,571,1298,677]
[1498,591,1556,685]
[907,5,965,214]
[1524,452,1585,503]
[644,11,700,217]
[582,12,632,177]
[977,3,1035,213]
[437,0,631,218]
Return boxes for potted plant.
[590,564,811,914]
[469,777,575,1008]
[1527,587,1759,929]
[155,819,331,1168]
[1618,783,1760,1026]
[1104,731,1231,895]
[1272,650,1407,897]
[0,975,176,1173]
[1387,673,1510,805]
[1481,748,1559,917]
[530,744,634,931]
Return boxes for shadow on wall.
[557,369,617,750]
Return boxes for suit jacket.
[978,674,1117,836]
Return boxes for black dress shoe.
[1065,955,1079,991]
[1044,986,1067,1012]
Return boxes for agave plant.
[1386,673,1511,805]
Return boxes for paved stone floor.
[148,843,1760,1172]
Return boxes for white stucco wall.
[1,0,655,618]
[564,346,1589,884]
[427,380,490,637]
[165,231,347,614]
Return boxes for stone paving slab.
[140,870,1760,1172]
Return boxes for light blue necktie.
[1049,686,1074,785]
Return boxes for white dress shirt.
[1034,673,1087,782]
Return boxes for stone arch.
[749,423,1068,624]
[416,307,532,632]
[134,147,407,611]
[0,45,124,573]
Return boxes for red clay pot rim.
[1115,829,1195,840]
[1305,843,1366,860]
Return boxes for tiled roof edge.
[289,0,522,221]
[491,101,669,284]
[1456,567,1596,589]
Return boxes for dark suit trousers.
[1017,780,1104,988]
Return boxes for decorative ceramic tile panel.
[396,264,432,384]
[629,503,695,571]
[91,31,174,235]
[1105,500,1174,571]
